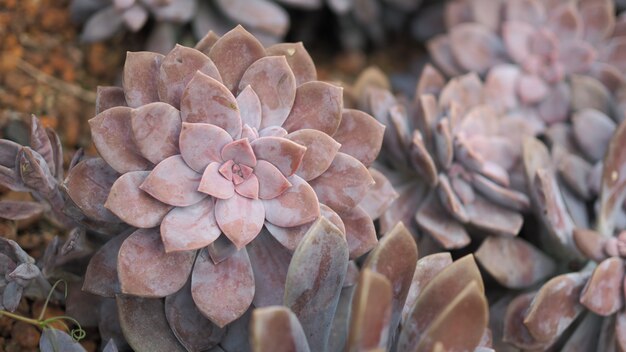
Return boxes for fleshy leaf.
[198,162,235,199]
[179,122,233,173]
[0,201,44,221]
[131,102,182,164]
[215,194,265,249]
[160,198,221,252]
[580,257,624,316]
[123,51,163,108]
[208,25,266,93]
[191,248,255,327]
[216,0,289,37]
[105,171,172,228]
[180,71,242,138]
[502,292,545,350]
[96,86,127,114]
[255,160,292,199]
[284,217,348,351]
[83,231,131,297]
[30,115,55,175]
[573,228,608,262]
[266,42,317,86]
[288,129,341,181]
[118,228,196,297]
[221,138,257,167]
[333,109,384,167]
[40,328,87,352]
[449,23,504,74]
[572,109,616,162]
[363,222,418,346]
[475,236,555,289]
[251,137,307,177]
[140,155,206,207]
[116,295,186,351]
[359,168,398,220]
[247,229,292,307]
[239,56,296,129]
[237,85,262,130]
[347,269,393,351]
[158,44,222,108]
[310,152,374,213]
[599,119,626,236]
[341,206,377,259]
[89,106,151,173]
[283,81,344,136]
[523,272,588,343]
[416,192,471,249]
[165,281,225,351]
[263,174,319,228]
[251,306,311,352]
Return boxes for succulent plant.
[66,25,392,349]
[250,220,491,352]
[499,118,626,350]
[428,0,626,128]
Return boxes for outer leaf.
[502,292,546,350]
[341,205,377,259]
[215,195,265,249]
[0,201,44,221]
[165,281,225,351]
[30,115,55,175]
[130,102,182,164]
[122,51,163,108]
[95,86,126,115]
[333,109,385,167]
[116,295,186,352]
[266,42,317,86]
[82,231,131,297]
[475,237,555,289]
[140,155,206,207]
[247,229,292,307]
[287,129,341,181]
[160,198,221,252]
[40,328,87,352]
[363,222,417,345]
[347,269,393,351]
[118,228,196,297]
[580,257,624,316]
[191,248,255,327]
[284,217,349,352]
[283,81,343,136]
[251,306,311,352]
[599,119,626,236]
[449,23,504,74]
[217,0,289,37]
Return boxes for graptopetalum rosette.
[65,25,393,347]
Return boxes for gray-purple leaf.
[0,139,20,168]
[8,262,40,284]
[0,201,44,221]
[599,119,626,236]
[2,281,22,312]
[284,217,349,352]
[40,328,87,352]
[103,339,119,352]
[18,147,56,198]
[247,229,291,308]
[251,306,311,352]
[83,231,131,297]
[96,86,127,115]
[30,115,55,176]
[116,295,186,352]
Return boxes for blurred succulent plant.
[66,26,392,349]
[428,0,626,128]
[250,221,491,352]
[70,0,290,52]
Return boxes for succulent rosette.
[428,0,626,128]
[67,26,389,338]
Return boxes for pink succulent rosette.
[69,26,391,328]
[428,0,626,127]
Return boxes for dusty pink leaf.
[570,74,611,114]
[251,306,310,352]
[131,102,182,164]
[358,168,398,220]
[179,122,233,173]
[284,217,348,351]
[557,151,593,199]
[426,35,462,77]
[255,160,292,199]
[64,158,121,223]
[215,194,264,249]
[96,86,127,115]
[449,23,504,74]
[517,74,549,104]
[483,64,521,112]
[165,281,225,351]
[265,203,344,252]
[180,71,242,138]
[340,205,377,260]
[221,138,257,166]
[397,255,484,350]
[123,51,163,108]
[89,106,152,173]
[0,201,43,221]
[217,0,288,37]
[401,253,453,325]
[207,235,237,264]
[502,292,546,350]
[416,64,445,97]
[237,85,262,130]
[471,173,530,211]
[580,257,624,316]
[282,81,344,136]
[105,171,172,228]
[409,131,438,187]
[501,21,534,64]
[504,0,545,25]
[599,119,626,236]
[208,26,265,93]
[524,272,588,343]
[601,37,626,73]
[247,229,291,307]
[235,174,259,199]
[559,41,596,74]
[572,108,616,162]
[263,174,319,227]
[475,236,555,289]
[617,311,626,351]
[363,222,417,345]
[347,269,392,351]
[416,281,488,352]
[436,173,469,223]
[140,155,206,207]
[310,152,374,213]
[266,42,317,86]
[116,295,186,351]
[333,109,384,167]
[158,44,222,108]
[198,162,234,199]
[160,198,221,252]
[118,228,195,297]
[416,192,471,250]
[191,247,255,327]
[83,231,131,297]
[238,56,296,129]
[573,228,608,262]
[251,136,306,177]
[548,2,582,40]
[287,129,340,181]
[466,195,523,236]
